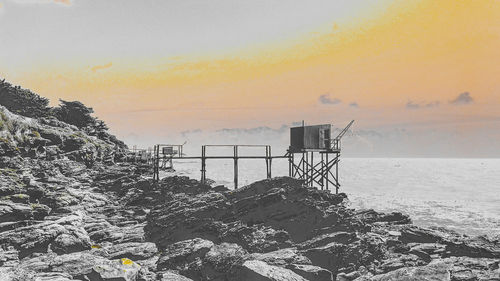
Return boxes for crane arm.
[334,120,355,141]
[330,120,354,150]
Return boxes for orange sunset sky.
[0,0,499,156]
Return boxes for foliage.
[51,100,97,130]
[0,79,50,118]
[52,99,127,148]
[0,79,127,149]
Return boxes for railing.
[200,145,273,188]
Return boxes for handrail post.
[201,146,206,184]
[233,145,238,189]
[268,146,272,179]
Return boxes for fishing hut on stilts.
[151,121,354,193]
[286,120,354,194]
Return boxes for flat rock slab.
[287,264,333,281]
[355,263,451,281]
[107,242,158,260]
[247,248,311,266]
[235,260,308,281]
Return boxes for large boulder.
[146,177,353,252]
[226,178,349,242]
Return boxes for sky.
[0,0,499,157]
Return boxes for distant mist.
[120,121,500,158]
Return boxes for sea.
[161,157,500,237]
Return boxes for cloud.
[406,101,420,109]
[450,92,474,105]
[425,101,440,108]
[180,129,202,137]
[349,102,359,108]
[91,62,113,72]
[318,94,341,105]
[406,100,440,110]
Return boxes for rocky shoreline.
[2,158,499,281]
[0,82,499,280]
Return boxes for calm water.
[161,158,500,237]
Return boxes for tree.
[52,99,98,130]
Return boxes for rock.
[337,271,362,281]
[38,128,64,146]
[4,193,30,204]
[409,243,446,256]
[146,190,230,248]
[50,232,91,255]
[0,220,65,258]
[220,222,293,252]
[0,201,33,222]
[234,260,308,281]
[355,210,411,225]
[156,238,214,272]
[85,220,129,243]
[298,232,358,250]
[49,252,110,278]
[0,214,90,258]
[227,178,348,242]
[193,242,247,280]
[439,256,500,281]
[287,264,333,281]
[302,242,346,273]
[399,226,449,244]
[377,253,426,273]
[31,203,51,220]
[146,177,353,253]
[107,242,158,260]
[0,175,21,196]
[0,247,19,268]
[33,272,75,281]
[248,248,311,266]
[355,263,451,281]
[444,236,500,259]
[408,248,432,263]
[160,271,195,281]
[90,258,141,281]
